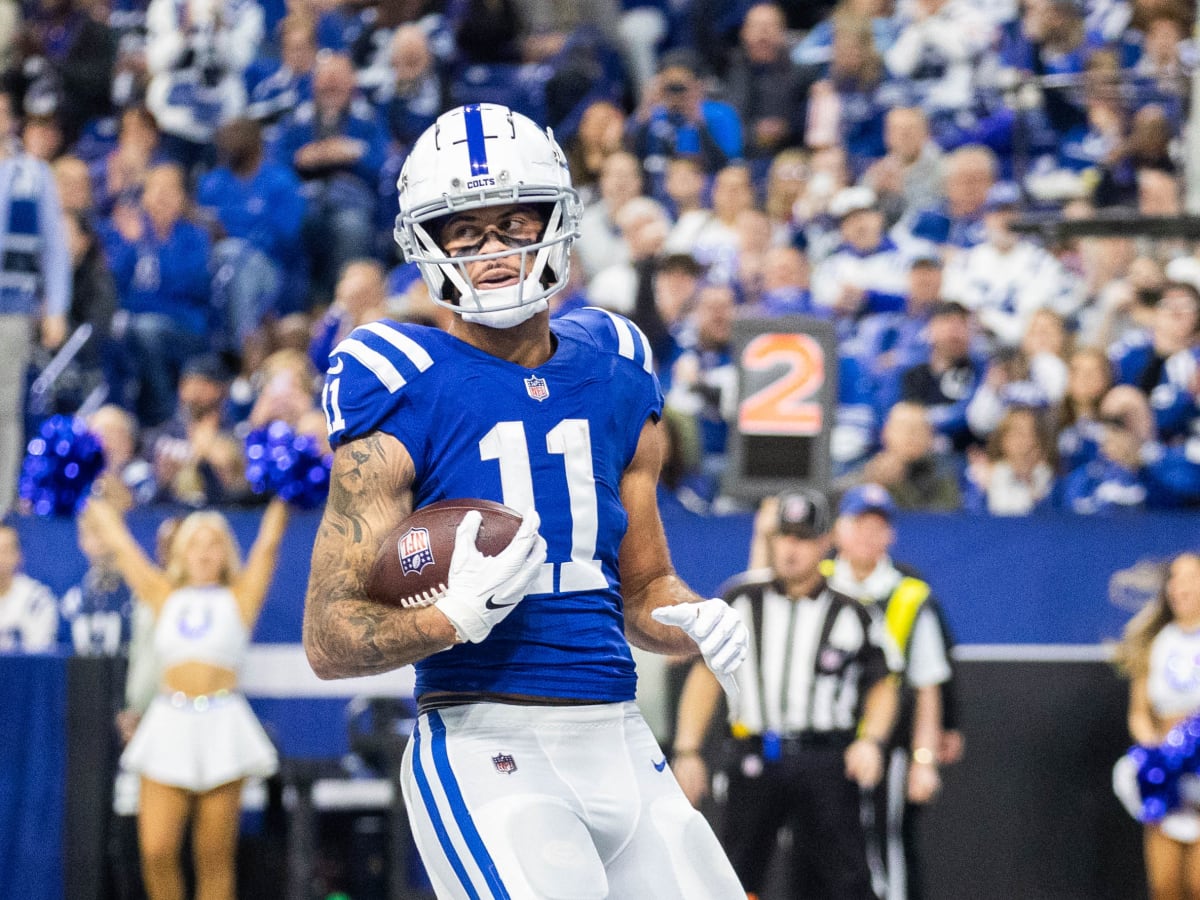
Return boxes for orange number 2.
[737,333,825,436]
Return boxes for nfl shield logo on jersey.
[524,375,549,402]
[492,752,518,775]
[398,527,434,575]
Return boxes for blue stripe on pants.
[427,710,511,898]
[412,716,481,899]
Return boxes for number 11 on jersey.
[479,419,607,593]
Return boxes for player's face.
[439,204,546,292]
[1167,555,1200,625]
[182,526,228,586]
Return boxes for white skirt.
[121,691,278,793]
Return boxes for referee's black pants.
[719,736,877,900]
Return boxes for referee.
[672,487,900,900]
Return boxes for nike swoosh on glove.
[436,508,547,644]
[651,598,748,702]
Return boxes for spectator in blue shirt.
[627,49,743,201]
[272,51,387,306]
[899,144,997,252]
[198,117,308,368]
[1109,281,1200,443]
[101,162,212,426]
[245,14,317,143]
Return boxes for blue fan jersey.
[322,308,664,702]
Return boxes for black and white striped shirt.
[721,571,900,736]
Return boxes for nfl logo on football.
[492,753,518,775]
[398,527,434,576]
[524,375,549,402]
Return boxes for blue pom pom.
[244,422,331,510]
[18,415,107,517]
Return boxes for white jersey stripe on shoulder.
[361,322,435,372]
[632,319,653,374]
[333,338,406,392]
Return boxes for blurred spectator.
[627,49,743,197]
[564,99,626,205]
[792,0,900,68]
[512,0,622,63]
[1054,345,1113,474]
[273,51,388,306]
[883,0,993,148]
[723,3,812,168]
[373,24,448,153]
[680,162,756,285]
[812,185,908,325]
[998,0,1092,140]
[91,105,163,217]
[63,209,116,386]
[1092,104,1177,209]
[1084,252,1162,349]
[21,111,64,161]
[0,89,70,516]
[616,0,670,95]
[144,0,263,169]
[86,403,156,507]
[52,154,93,216]
[792,144,853,260]
[61,509,134,655]
[941,182,1083,348]
[143,351,251,506]
[246,347,318,430]
[857,401,963,510]
[198,117,307,368]
[892,300,984,451]
[588,196,671,314]
[964,406,1056,515]
[901,144,998,253]
[808,16,905,176]
[730,207,775,304]
[1057,387,1152,513]
[246,14,317,139]
[7,0,116,146]
[576,149,644,281]
[664,281,738,505]
[309,258,391,374]
[1130,12,1191,122]
[101,162,212,426]
[630,251,703,369]
[862,106,946,226]
[1109,281,1200,443]
[750,245,814,316]
[762,147,809,238]
[854,253,944,382]
[0,525,57,652]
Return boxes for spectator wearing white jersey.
[942,182,1083,349]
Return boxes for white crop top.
[154,585,250,672]
[1148,623,1200,718]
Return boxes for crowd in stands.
[0,0,1197,522]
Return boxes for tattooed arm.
[303,432,460,679]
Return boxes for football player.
[302,103,748,899]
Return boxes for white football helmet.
[394,103,582,328]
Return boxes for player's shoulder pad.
[555,307,656,375]
[327,320,439,394]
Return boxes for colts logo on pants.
[492,753,518,775]
[399,527,434,575]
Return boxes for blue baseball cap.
[838,483,896,520]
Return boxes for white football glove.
[436,508,547,644]
[651,598,748,704]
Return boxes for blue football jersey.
[322,308,664,702]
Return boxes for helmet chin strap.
[459,271,550,329]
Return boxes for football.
[365,498,524,609]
